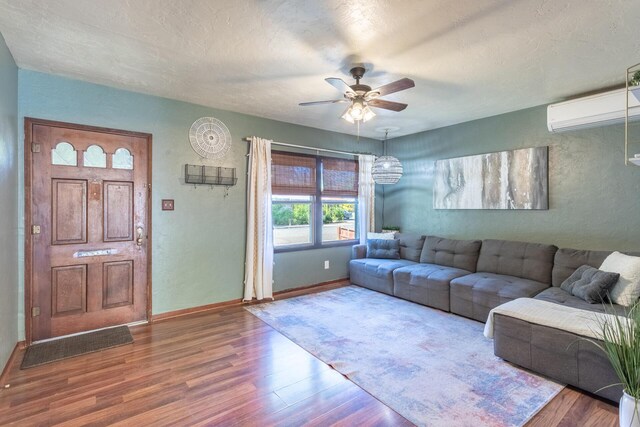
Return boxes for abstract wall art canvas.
[433,147,548,210]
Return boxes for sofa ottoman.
[491,247,640,402]
[493,312,622,401]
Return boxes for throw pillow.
[367,232,396,240]
[600,252,640,306]
[366,239,400,259]
[560,265,620,304]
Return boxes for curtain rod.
[243,137,374,157]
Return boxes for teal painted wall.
[17,70,383,339]
[0,33,19,369]
[385,105,640,251]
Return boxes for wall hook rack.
[184,164,238,188]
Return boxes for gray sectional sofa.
[349,234,634,402]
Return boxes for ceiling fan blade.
[369,78,415,97]
[299,99,348,106]
[368,99,408,112]
[325,78,356,95]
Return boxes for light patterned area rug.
[246,286,564,427]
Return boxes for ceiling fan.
[299,66,415,124]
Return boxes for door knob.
[136,226,144,246]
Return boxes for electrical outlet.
[162,199,174,211]
[324,260,330,269]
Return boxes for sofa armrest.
[352,244,367,259]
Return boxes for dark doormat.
[21,326,133,369]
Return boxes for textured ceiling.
[1,0,640,139]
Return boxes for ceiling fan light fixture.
[341,109,355,123]
[301,67,414,127]
[341,99,376,124]
[350,99,365,120]
[362,106,375,122]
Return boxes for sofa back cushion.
[396,233,426,262]
[476,239,557,284]
[420,236,482,272]
[366,239,400,259]
[552,248,640,287]
[552,248,612,287]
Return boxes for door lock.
[136,226,144,246]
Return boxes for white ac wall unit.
[547,88,640,132]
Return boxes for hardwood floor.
[0,284,619,426]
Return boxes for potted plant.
[630,71,640,87]
[381,225,401,233]
[594,303,640,427]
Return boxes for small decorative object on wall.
[189,117,232,159]
[433,146,548,210]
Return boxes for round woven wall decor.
[188,117,232,159]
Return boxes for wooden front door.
[26,118,151,342]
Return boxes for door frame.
[24,117,153,345]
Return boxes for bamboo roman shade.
[321,157,359,197]
[271,152,317,195]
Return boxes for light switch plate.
[162,199,174,211]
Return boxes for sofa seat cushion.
[351,258,416,277]
[349,258,416,295]
[394,263,471,288]
[534,287,627,316]
[450,272,549,322]
[393,263,472,311]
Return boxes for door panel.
[103,181,134,242]
[51,265,87,316]
[102,261,134,308]
[27,119,151,342]
[51,179,87,245]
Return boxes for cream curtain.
[358,155,376,244]
[243,137,274,301]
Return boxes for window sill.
[274,240,358,254]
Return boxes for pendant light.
[372,129,403,184]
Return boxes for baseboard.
[0,341,25,387]
[152,278,349,322]
[273,278,349,297]
[152,298,244,322]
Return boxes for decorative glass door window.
[51,142,78,166]
[83,145,107,168]
[112,148,134,170]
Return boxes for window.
[271,151,359,250]
[320,157,358,244]
[272,195,313,246]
